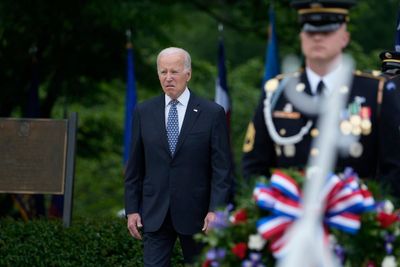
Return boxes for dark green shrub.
[0,217,184,266]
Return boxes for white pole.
[277,55,355,267]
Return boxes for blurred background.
[0,0,398,219]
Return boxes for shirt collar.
[306,62,343,95]
[165,87,190,107]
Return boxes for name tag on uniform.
[273,111,301,119]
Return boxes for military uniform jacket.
[242,70,400,195]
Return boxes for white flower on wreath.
[383,200,395,214]
[248,234,267,251]
[328,234,337,243]
[382,255,397,267]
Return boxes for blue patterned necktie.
[167,99,179,155]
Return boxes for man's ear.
[342,27,351,49]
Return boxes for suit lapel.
[152,95,171,156]
[174,94,200,156]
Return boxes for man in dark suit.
[242,0,400,195]
[124,47,232,266]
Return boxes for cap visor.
[302,22,342,33]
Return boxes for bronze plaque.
[0,118,67,194]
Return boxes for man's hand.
[202,212,216,234]
[127,213,143,240]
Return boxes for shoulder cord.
[263,77,314,146]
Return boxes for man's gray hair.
[157,47,191,71]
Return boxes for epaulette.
[354,70,385,105]
[264,71,303,94]
[354,69,384,80]
[379,69,400,79]
[275,70,302,81]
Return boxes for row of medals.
[278,103,371,159]
[276,102,372,158]
[340,102,372,136]
[279,103,372,159]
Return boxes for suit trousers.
[143,210,203,267]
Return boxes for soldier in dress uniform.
[379,5,400,79]
[242,0,400,195]
[378,50,400,196]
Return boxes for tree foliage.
[0,0,398,217]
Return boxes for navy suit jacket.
[124,92,231,235]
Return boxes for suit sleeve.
[209,106,232,211]
[242,98,277,179]
[379,79,400,196]
[124,106,145,215]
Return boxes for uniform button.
[275,145,282,156]
[283,145,295,157]
[349,142,363,158]
[310,128,319,138]
[310,148,319,157]
[264,78,279,93]
[279,128,286,136]
[296,83,305,92]
[372,70,381,76]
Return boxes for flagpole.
[126,29,132,49]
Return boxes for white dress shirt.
[164,87,190,132]
[306,62,344,96]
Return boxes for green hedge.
[0,217,184,266]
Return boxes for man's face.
[300,24,350,63]
[157,52,191,100]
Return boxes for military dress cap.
[379,50,400,73]
[291,0,357,32]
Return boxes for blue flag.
[395,7,400,52]
[215,35,231,129]
[123,41,137,165]
[262,5,280,87]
